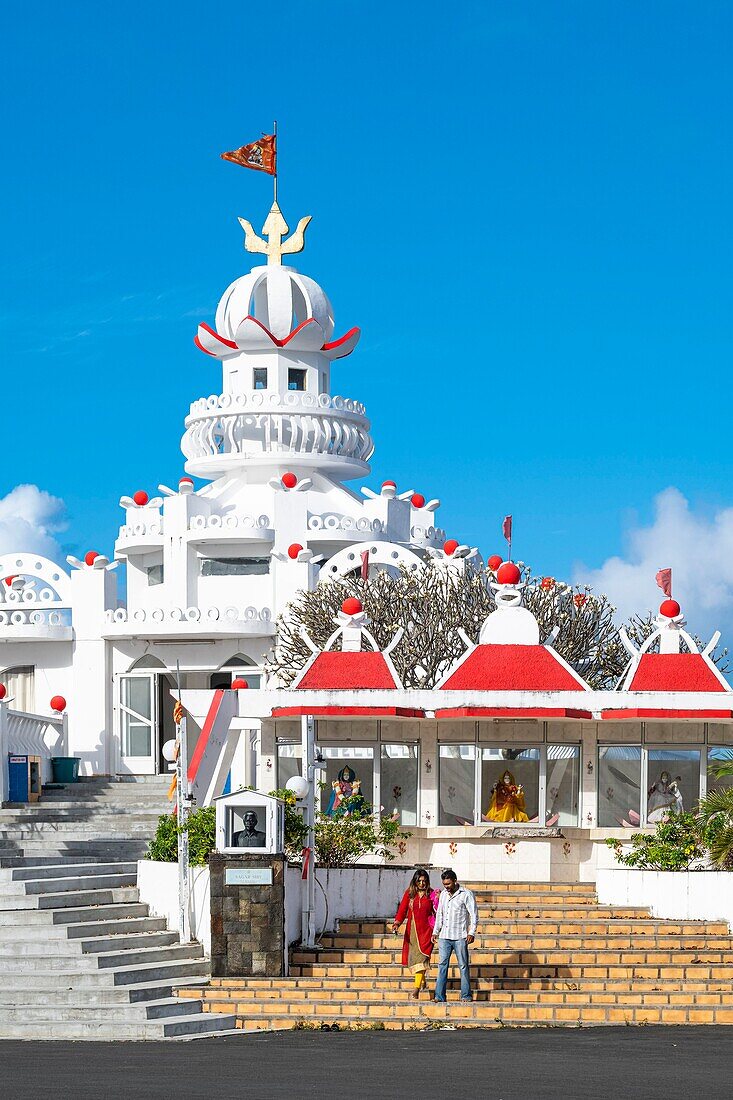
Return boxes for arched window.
[0,665,35,712]
[209,653,261,690]
[128,655,167,671]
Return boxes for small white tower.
[184,203,371,482]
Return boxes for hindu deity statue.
[486,769,530,823]
[325,765,368,817]
[647,771,684,823]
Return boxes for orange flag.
[221,134,276,175]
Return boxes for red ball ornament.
[50,695,67,713]
[411,493,426,508]
[660,598,681,619]
[133,490,149,507]
[487,555,503,571]
[231,678,249,690]
[341,597,363,616]
[497,561,521,585]
[0,684,6,701]
[540,576,555,590]
[84,551,99,567]
[287,543,303,560]
[443,539,459,556]
[281,471,298,489]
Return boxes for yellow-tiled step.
[319,921,730,947]
[289,957,733,979]
[197,975,733,996]
[191,985,733,1010]
[338,907,653,926]
[197,997,733,1029]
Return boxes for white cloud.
[574,487,733,639]
[0,485,67,562]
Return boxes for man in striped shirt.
[432,868,478,1003]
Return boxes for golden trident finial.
[238,201,312,266]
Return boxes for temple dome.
[214,265,335,344]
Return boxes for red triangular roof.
[440,644,586,692]
[628,653,729,692]
[296,651,399,691]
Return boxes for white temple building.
[0,201,448,783]
[2,196,733,881]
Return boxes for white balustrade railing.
[104,605,273,629]
[188,513,273,534]
[411,524,447,543]
[0,607,71,629]
[188,391,367,418]
[118,521,163,540]
[0,705,67,795]
[307,514,384,534]
[182,391,373,465]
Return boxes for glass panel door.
[119,674,156,774]
[546,745,580,826]
[380,744,419,825]
[439,744,476,825]
[598,746,641,827]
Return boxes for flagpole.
[273,119,278,205]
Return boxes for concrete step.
[0,915,167,940]
[111,959,212,987]
[0,872,137,897]
[0,901,149,926]
[0,998,201,1023]
[96,943,204,969]
[67,916,168,939]
[0,983,180,1006]
[0,886,140,911]
[0,861,138,882]
[0,1013,237,1040]
[0,930,180,955]
[78,930,181,954]
[0,960,209,990]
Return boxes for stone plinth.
[209,853,285,978]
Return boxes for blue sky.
[2,2,733,631]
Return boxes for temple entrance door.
[119,674,157,775]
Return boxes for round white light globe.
[161,738,177,763]
[285,775,309,801]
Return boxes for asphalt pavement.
[1,1027,731,1099]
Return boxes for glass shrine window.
[598,746,641,828]
[707,746,733,796]
[481,747,540,824]
[380,744,419,826]
[320,746,374,816]
[439,744,475,826]
[546,744,580,827]
[277,741,303,789]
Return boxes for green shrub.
[606,812,704,871]
[147,792,409,870]
[147,806,216,867]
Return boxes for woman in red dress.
[392,869,439,999]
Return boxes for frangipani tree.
[265,560,692,690]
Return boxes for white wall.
[137,860,211,954]
[284,864,409,953]
[597,868,733,928]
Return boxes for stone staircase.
[0,776,236,1039]
[177,881,733,1030]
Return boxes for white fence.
[0,703,67,800]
